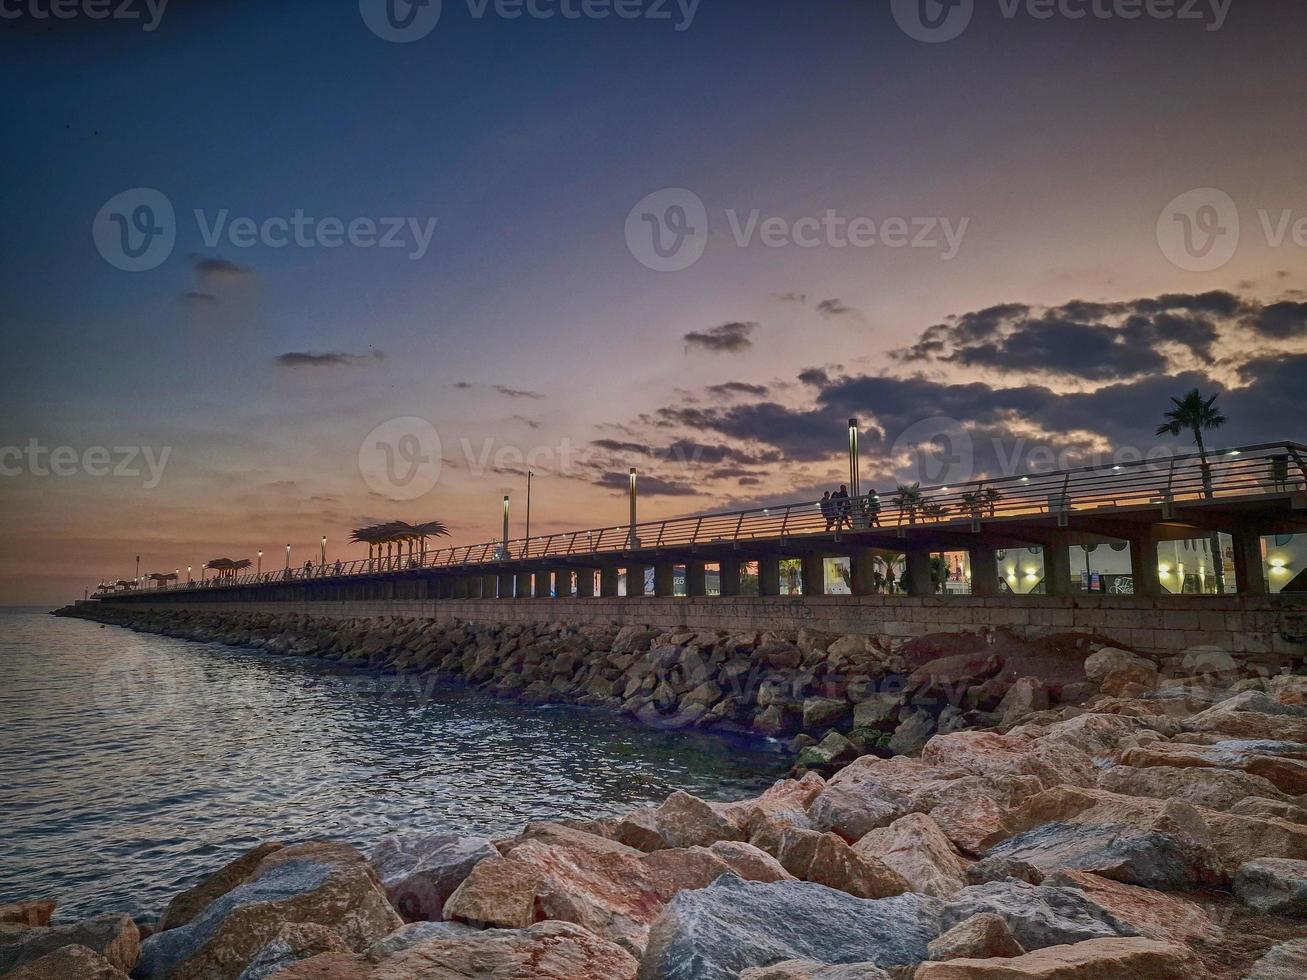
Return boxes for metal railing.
[113,441,1306,596]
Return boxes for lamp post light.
[321,536,327,568]
[201,563,207,584]
[187,565,192,586]
[257,550,263,576]
[848,418,860,499]
[628,468,638,550]
[501,495,510,560]
[285,544,291,573]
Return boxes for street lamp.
[321,536,327,567]
[201,563,207,584]
[848,418,860,499]
[257,550,263,575]
[628,468,639,549]
[187,565,192,585]
[500,495,510,560]
[285,544,291,572]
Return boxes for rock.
[1229,796,1307,823]
[1184,707,1307,743]
[1193,807,1307,870]
[931,791,1015,856]
[707,841,794,883]
[927,913,1025,961]
[737,772,825,832]
[656,791,744,848]
[614,807,668,852]
[739,961,892,979]
[637,876,943,980]
[5,945,129,980]
[854,813,968,897]
[853,694,901,730]
[160,843,284,931]
[1084,648,1153,685]
[920,732,1094,791]
[888,709,935,756]
[939,880,1136,952]
[808,778,914,843]
[1097,764,1287,811]
[758,639,802,669]
[0,916,139,975]
[134,842,401,980]
[1233,857,1307,916]
[0,901,55,928]
[997,678,1049,729]
[1119,741,1307,796]
[441,854,545,930]
[236,923,349,980]
[914,937,1200,979]
[804,698,851,730]
[1245,938,1307,980]
[751,823,823,878]
[272,919,638,979]
[966,857,1044,886]
[361,920,473,959]
[368,832,498,921]
[987,788,1224,889]
[807,833,911,899]
[1044,871,1216,944]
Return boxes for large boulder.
[1097,764,1287,811]
[808,776,915,842]
[1119,740,1307,796]
[0,901,55,928]
[270,920,638,979]
[854,813,969,897]
[368,832,498,921]
[805,834,911,899]
[927,913,1025,962]
[1245,938,1307,980]
[655,791,744,848]
[5,945,128,980]
[636,876,943,980]
[160,844,284,932]
[1043,871,1216,944]
[1233,857,1307,917]
[134,842,402,980]
[0,916,139,975]
[739,962,891,979]
[914,937,1200,979]
[235,923,349,980]
[441,855,543,929]
[938,880,1137,952]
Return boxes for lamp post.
[501,495,510,560]
[848,418,860,499]
[285,544,290,573]
[321,536,326,568]
[187,565,192,586]
[525,471,533,558]
[628,468,638,549]
[257,550,263,576]
[201,563,207,584]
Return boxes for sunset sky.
[2,0,1305,605]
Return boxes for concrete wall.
[95,593,1307,658]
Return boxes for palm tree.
[893,483,924,525]
[1155,388,1228,592]
[1155,389,1227,499]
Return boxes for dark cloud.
[707,381,770,398]
[684,321,757,353]
[274,350,385,369]
[1245,302,1307,339]
[510,415,542,429]
[816,299,856,319]
[493,385,546,400]
[451,381,475,390]
[775,292,807,304]
[191,256,253,281]
[593,472,696,496]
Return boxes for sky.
[1,0,1305,605]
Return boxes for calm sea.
[0,608,786,921]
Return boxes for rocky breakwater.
[52,603,1252,766]
[10,610,1307,978]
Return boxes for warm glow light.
[1270,557,1288,568]
[1158,563,1171,574]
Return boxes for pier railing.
[117,441,1307,595]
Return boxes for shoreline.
[6,603,1305,978]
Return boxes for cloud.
[816,299,857,319]
[191,256,254,282]
[493,385,546,400]
[274,350,385,369]
[707,381,770,398]
[684,321,757,353]
[451,381,475,390]
[593,471,697,496]
[774,292,807,304]
[1245,301,1307,339]
[510,415,542,429]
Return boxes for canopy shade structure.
[350,520,451,570]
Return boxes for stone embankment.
[10,603,1306,978]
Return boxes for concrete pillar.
[904,550,934,596]
[497,572,514,599]
[514,571,533,598]
[552,569,572,598]
[436,578,453,600]
[453,577,470,599]
[686,561,707,597]
[1128,528,1161,597]
[758,556,781,597]
[482,574,499,598]
[801,554,825,596]
[968,546,999,597]
[654,562,676,597]
[1042,534,1074,598]
[849,548,879,596]
[1231,522,1266,596]
[600,566,621,597]
[533,572,553,598]
[718,559,741,596]
[575,568,596,597]
[626,565,648,597]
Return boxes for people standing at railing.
[820,491,836,531]
[865,490,881,527]
[833,485,852,529]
